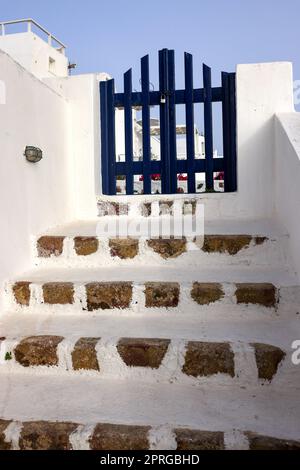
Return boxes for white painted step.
[1,307,299,348]
[0,370,299,441]
[10,265,298,285]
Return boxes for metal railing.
[0,19,66,54]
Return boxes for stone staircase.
[0,198,300,450]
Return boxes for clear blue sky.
[1,0,299,150]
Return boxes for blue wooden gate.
[100,49,237,195]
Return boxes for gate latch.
[160,93,166,104]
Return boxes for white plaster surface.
[0,372,299,441]
[275,113,300,283]
[0,49,74,307]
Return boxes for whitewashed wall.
[275,113,300,282]
[0,32,68,79]
[0,49,74,304]
[45,72,110,219]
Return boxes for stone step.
[36,234,269,258]
[9,278,280,312]
[1,303,299,347]
[0,371,299,448]
[97,197,207,218]
[33,234,291,271]
[0,336,287,384]
[1,418,299,450]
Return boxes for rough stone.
[117,338,170,368]
[197,235,267,254]
[74,237,98,256]
[175,429,225,450]
[37,236,64,257]
[159,200,173,215]
[109,239,139,259]
[183,200,197,215]
[201,235,252,254]
[246,432,300,450]
[235,283,276,307]
[141,202,152,217]
[72,337,100,371]
[86,282,132,310]
[145,282,180,308]
[111,202,129,216]
[98,201,129,216]
[182,341,235,377]
[90,423,150,450]
[191,282,224,305]
[0,420,11,450]
[251,343,286,381]
[13,281,31,306]
[14,335,64,367]
[43,282,74,305]
[19,421,77,450]
[147,238,186,259]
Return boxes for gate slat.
[107,78,116,195]
[222,72,230,192]
[141,55,151,194]
[100,81,109,194]
[159,48,171,194]
[124,69,134,195]
[184,52,196,193]
[203,64,214,190]
[168,49,178,194]
[222,72,237,192]
[228,73,237,192]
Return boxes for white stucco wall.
[0,49,74,303]
[0,32,68,79]
[275,113,300,282]
[234,61,294,218]
[44,72,110,218]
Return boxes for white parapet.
[0,19,68,79]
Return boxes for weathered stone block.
[147,238,186,259]
[191,282,224,305]
[89,423,150,450]
[14,335,64,367]
[182,341,235,377]
[202,235,252,254]
[19,421,77,450]
[159,200,173,215]
[175,429,224,450]
[183,200,197,215]
[235,283,276,307]
[141,202,152,217]
[251,343,285,381]
[0,420,11,450]
[109,239,139,259]
[43,282,74,305]
[37,236,64,257]
[86,282,132,310]
[74,237,98,256]
[145,282,180,308]
[13,281,31,306]
[72,337,100,371]
[110,202,129,216]
[117,338,170,368]
[98,201,129,216]
[246,432,300,450]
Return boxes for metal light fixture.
[24,146,43,163]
